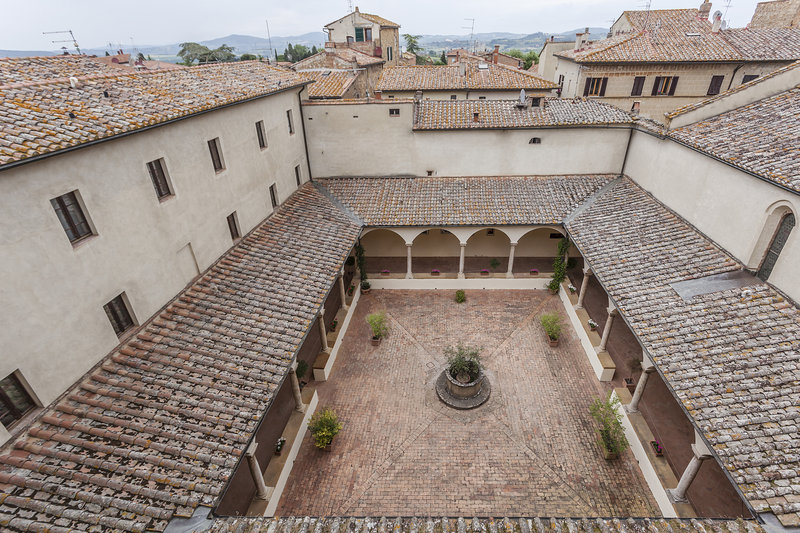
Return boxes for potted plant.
[547,278,561,295]
[361,280,371,294]
[347,284,354,297]
[308,408,342,451]
[275,437,286,456]
[296,360,309,387]
[366,311,388,345]
[650,440,664,457]
[455,289,466,303]
[530,268,539,276]
[540,312,562,347]
[625,358,642,393]
[489,258,501,271]
[588,318,598,331]
[381,269,390,276]
[331,318,338,332]
[568,284,577,294]
[444,343,485,399]
[589,393,630,460]
[431,268,440,276]
[480,268,490,276]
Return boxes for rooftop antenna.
[639,0,653,31]
[722,0,733,24]
[347,0,353,12]
[462,18,476,54]
[43,30,81,55]
[265,19,274,60]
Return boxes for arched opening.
[514,228,581,274]
[464,228,511,274]
[757,211,795,281]
[411,229,461,274]
[360,229,407,274]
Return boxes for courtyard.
[277,289,660,517]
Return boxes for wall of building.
[326,13,380,45]
[380,28,400,66]
[0,88,308,421]
[303,100,629,177]
[538,41,576,83]
[625,129,800,302]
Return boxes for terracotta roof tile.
[376,63,558,92]
[0,59,308,168]
[0,185,361,532]
[722,28,800,60]
[413,98,634,130]
[300,70,358,99]
[358,12,400,28]
[293,48,384,70]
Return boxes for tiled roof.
[668,85,800,192]
[413,99,634,130]
[359,12,400,28]
[721,28,800,60]
[566,178,800,527]
[557,9,743,63]
[300,70,358,99]
[376,63,558,92]
[0,185,361,532]
[317,175,615,226]
[293,48,384,70]
[0,60,308,168]
[0,55,133,85]
[209,517,765,533]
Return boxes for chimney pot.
[712,11,722,32]
[473,112,480,122]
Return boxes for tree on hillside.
[240,53,258,61]
[505,49,539,70]
[282,43,315,63]
[440,51,447,65]
[178,42,237,65]
[403,34,422,55]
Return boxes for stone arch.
[513,227,568,274]
[360,228,407,274]
[411,228,461,274]
[464,228,511,273]
[748,202,796,280]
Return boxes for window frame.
[0,372,37,429]
[757,212,795,281]
[631,76,646,96]
[707,75,724,96]
[355,27,365,42]
[270,183,279,208]
[389,108,400,117]
[227,212,241,241]
[584,77,608,97]
[207,138,225,173]
[104,293,135,337]
[146,158,173,200]
[295,165,302,186]
[365,28,373,41]
[651,76,679,96]
[256,120,268,149]
[287,109,295,135]
[51,190,93,244]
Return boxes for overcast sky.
[2,0,762,51]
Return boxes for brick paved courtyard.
[277,290,660,517]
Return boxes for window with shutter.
[50,191,93,243]
[0,373,36,428]
[758,213,795,281]
[207,138,225,172]
[355,27,364,42]
[104,294,135,336]
[631,76,645,96]
[146,159,172,199]
[707,75,724,95]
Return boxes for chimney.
[550,36,554,42]
[459,62,466,76]
[712,10,722,32]
[354,6,359,12]
[473,112,480,123]
[699,0,712,20]
[493,45,500,64]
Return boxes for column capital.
[642,365,656,374]
[582,266,593,276]
[607,305,618,317]
[509,241,518,247]
[245,440,258,457]
[692,430,713,458]
[319,307,326,317]
[405,242,413,247]
[459,242,467,247]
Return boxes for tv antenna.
[722,0,732,22]
[265,19,274,60]
[347,0,353,12]
[43,29,81,55]
[639,0,653,31]
[462,18,476,53]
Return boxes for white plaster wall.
[0,88,308,410]
[626,130,800,302]
[304,101,629,177]
[517,228,565,256]
[326,14,380,44]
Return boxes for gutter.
[0,82,312,174]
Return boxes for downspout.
[619,125,635,177]
[727,63,744,91]
[297,90,314,182]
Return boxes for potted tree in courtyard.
[540,312,562,347]
[366,311,388,345]
[308,407,342,451]
[444,343,485,399]
[589,392,629,460]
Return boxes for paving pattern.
[277,290,660,517]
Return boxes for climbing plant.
[354,242,367,281]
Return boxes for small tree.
[354,243,367,281]
[366,311,388,339]
[540,312,562,340]
[589,393,629,457]
[444,343,483,382]
[403,34,422,55]
[240,53,258,61]
[308,408,342,448]
[455,289,466,303]
[440,51,447,65]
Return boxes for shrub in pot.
[540,312,562,347]
[444,343,483,383]
[308,408,342,450]
[295,360,309,386]
[366,311,388,345]
[589,392,629,460]
[361,280,371,294]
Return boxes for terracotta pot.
[548,337,559,347]
[362,288,371,294]
[275,449,282,456]
[590,325,597,331]
[371,336,381,346]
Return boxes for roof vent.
[68,112,76,119]
[69,77,80,89]
[685,32,701,37]
[103,90,110,98]
[477,63,489,70]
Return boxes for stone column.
[596,304,618,353]
[458,243,466,279]
[668,432,713,503]
[506,242,517,278]
[575,267,593,309]
[290,365,305,413]
[405,243,413,279]
[245,442,269,500]
[338,271,348,310]
[318,308,329,353]
[625,355,655,413]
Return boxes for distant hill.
[0,49,58,58]
[418,27,608,55]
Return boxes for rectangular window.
[270,183,279,208]
[651,76,679,96]
[355,27,365,42]
[389,108,400,116]
[146,158,172,199]
[208,138,225,172]
[583,77,608,97]
[387,46,393,61]
[450,95,457,100]
[256,120,267,149]
[365,28,372,41]
[51,191,92,243]
[287,110,295,135]
[707,75,724,95]
[295,165,302,186]
[478,96,486,100]
[227,212,240,241]
[631,76,645,96]
[104,293,135,336]
[0,372,36,429]
[742,74,759,84]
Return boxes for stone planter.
[431,271,440,276]
[650,440,664,457]
[547,336,559,347]
[480,271,490,276]
[380,271,390,276]
[597,436,619,460]
[362,288,371,294]
[445,369,485,399]
[371,336,381,346]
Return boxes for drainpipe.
[297,91,314,182]
[619,126,634,177]
[727,63,744,91]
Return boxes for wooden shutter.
[599,78,608,96]
[651,77,661,96]
[668,76,679,95]
[707,75,724,95]
[631,76,645,96]
[583,78,591,96]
